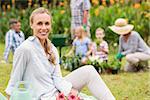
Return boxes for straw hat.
[109,18,134,35]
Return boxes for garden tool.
[116,53,124,59]
[0,93,7,100]
[10,81,33,100]
[83,24,87,31]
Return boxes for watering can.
[10,81,33,100]
[0,93,7,100]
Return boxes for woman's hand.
[68,88,80,100]
[56,89,79,100]
[116,53,124,60]
[56,92,65,100]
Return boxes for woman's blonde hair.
[30,7,56,65]
[30,7,50,26]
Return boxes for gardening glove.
[116,53,124,60]
[83,24,87,31]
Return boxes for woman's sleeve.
[52,46,72,96]
[121,33,138,55]
[118,36,123,54]
[5,46,30,95]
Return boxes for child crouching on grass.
[92,27,108,61]
[66,26,92,64]
[88,27,109,72]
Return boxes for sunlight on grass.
[61,68,150,100]
[0,43,150,100]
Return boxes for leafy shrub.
[61,56,81,71]
[0,2,149,46]
[108,58,121,70]
[90,2,150,45]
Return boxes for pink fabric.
[92,41,108,61]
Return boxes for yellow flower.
[102,0,106,6]
[7,4,11,10]
[133,3,141,9]
[94,8,99,16]
[60,10,65,14]
[120,0,124,4]
[145,13,150,19]
[110,0,115,5]
[92,0,99,6]
[12,0,15,5]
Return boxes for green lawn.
[0,43,150,100]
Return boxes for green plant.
[100,61,110,69]
[109,58,121,70]
[0,1,149,46]
[0,6,71,42]
[90,2,150,45]
[61,55,81,71]
[87,56,104,73]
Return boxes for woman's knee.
[126,54,132,62]
[82,65,96,71]
[126,54,139,63]
[81,65,98,77]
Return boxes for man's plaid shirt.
[3,29,25,62]
[70,0,91,29]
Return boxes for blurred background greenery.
[0,0,149,46]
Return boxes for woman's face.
[31,13,51,40]
[123,32,131,37]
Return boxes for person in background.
[90,27,109,61]
[70,0,91,38]
[2,19,25,63]
[88,27,109,73]
[109,18,150,72]
[5,7,115,100]
[66,26,91,64]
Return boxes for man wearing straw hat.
[109,18,150,72]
